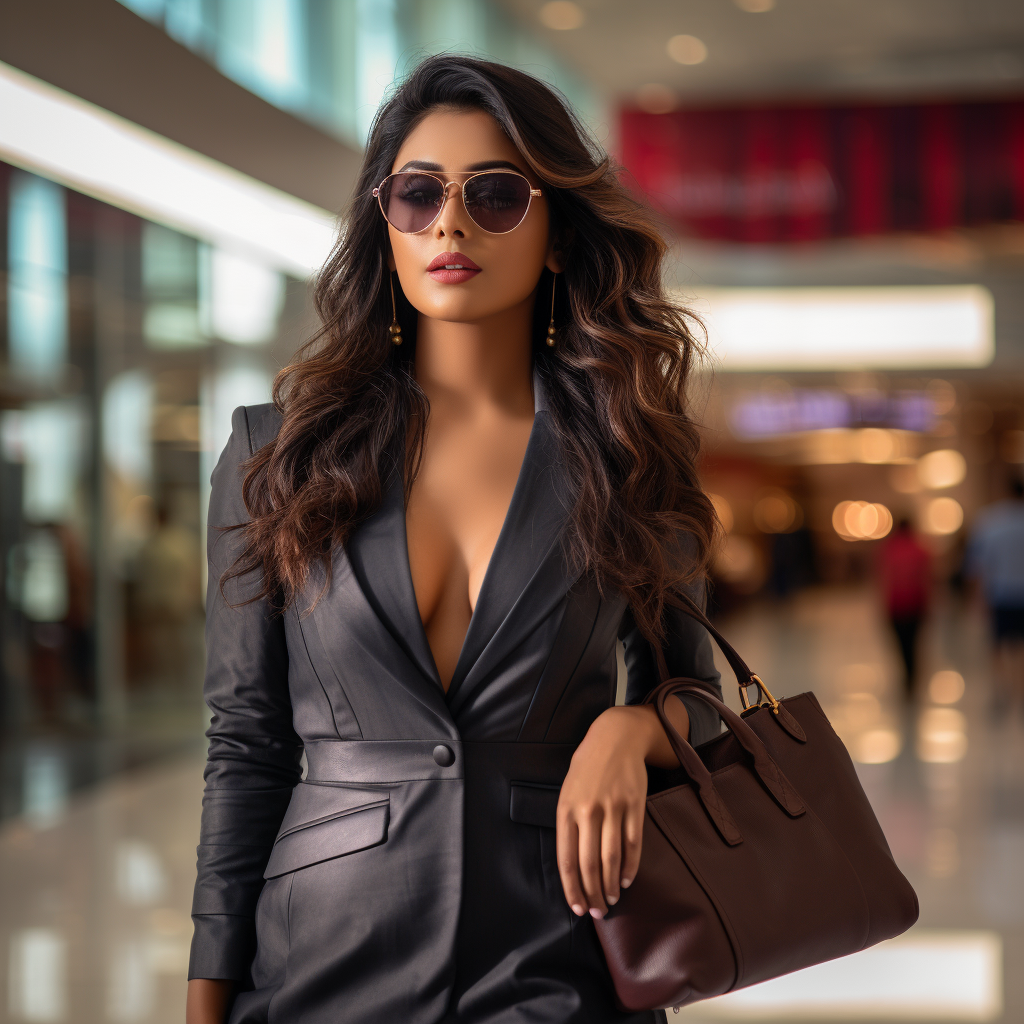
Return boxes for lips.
[427,251,481,284]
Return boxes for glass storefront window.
[0,160,304,771]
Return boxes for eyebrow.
[395,159,527,174]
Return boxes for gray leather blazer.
[189,377,722,1024]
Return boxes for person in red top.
[878,518,932,700]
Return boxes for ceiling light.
[539,1,585,30]
[685,286,994,371]
[667,34,708,66]
[0,60,335,279]
[635,83,677,114]
[735,0,776,10]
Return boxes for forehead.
[391,107,526,173]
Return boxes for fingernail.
[621,877,632,889]
[589,908,605,920]
[571,904,585,916]
[607,894,618,906]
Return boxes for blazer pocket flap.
[264,796,389,879]
[509,781,560,829]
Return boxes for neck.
[414,293,536,418]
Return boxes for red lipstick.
[427,251,481,284]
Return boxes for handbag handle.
[650,680,806,819]
[645,684,745,846]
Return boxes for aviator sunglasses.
[373,169,542,235]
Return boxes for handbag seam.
[646,804,743,989]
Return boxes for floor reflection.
[0,585,1020,1022]
[1,757,200,1022]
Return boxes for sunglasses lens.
[463,172,533,233]
[379,173,446,232]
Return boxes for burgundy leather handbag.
[594,591,919,1012]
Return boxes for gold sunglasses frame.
[372,169,543,235]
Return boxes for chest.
[405,415,533,624]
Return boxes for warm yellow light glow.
[539,0,585,30]
[667,34,708,65]
[685,286,995,371]
[918,707,968,763]
[929,670,966,704]
[853,729,902,764]
[709,493,734,534]
[918,449,967,489]
[714,535,764,592]
[923,496,964,535]
[855,428,896,464]
[833,501,893,541]
[735,0,776,10]
[839,663,885,693]
[753,489,801,533]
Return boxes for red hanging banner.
[619,99,1024,242]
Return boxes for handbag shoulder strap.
[653,587,754,687]
[649,587,807,739]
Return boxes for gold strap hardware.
[739,673,780,714]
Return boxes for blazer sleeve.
[188,406,303,981]
[618,578,723,748]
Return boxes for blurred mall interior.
[1,0,1024,1020]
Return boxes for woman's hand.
[556,699,689,919]
[185,979,234,1024]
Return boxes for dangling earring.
[546,272,558,347]
[388,271,402,346]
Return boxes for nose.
[433,181,469,240]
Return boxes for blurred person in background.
[968,475,1024,718]
[186,55,721,1024]
[878,518,931,701]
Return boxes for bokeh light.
[918,449,967,489]
[929,670,966,704]
[708,492,734,534]
[917,707,968,763]
[833,500,893,541]
[922,496,964,535]
[667,34,708,65]
[752,489,802,533]
[538,1,585,30]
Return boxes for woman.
[187,55,721,1024]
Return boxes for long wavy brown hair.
[227,54,717,641]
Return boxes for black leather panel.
[264,795,389,879]
[509,781,561,829]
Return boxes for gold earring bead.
[388,271,402,346]
[547,272,558,347]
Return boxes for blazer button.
[432,744,455,767]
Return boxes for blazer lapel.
[445,371,578,712]
[344,447,445,692]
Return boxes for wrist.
[586,705,664,760]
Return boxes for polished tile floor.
[1,586,1020,1022]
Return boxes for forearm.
[186,979,234,1024]
[595,701,691,770]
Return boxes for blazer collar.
[345,363,575,701]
